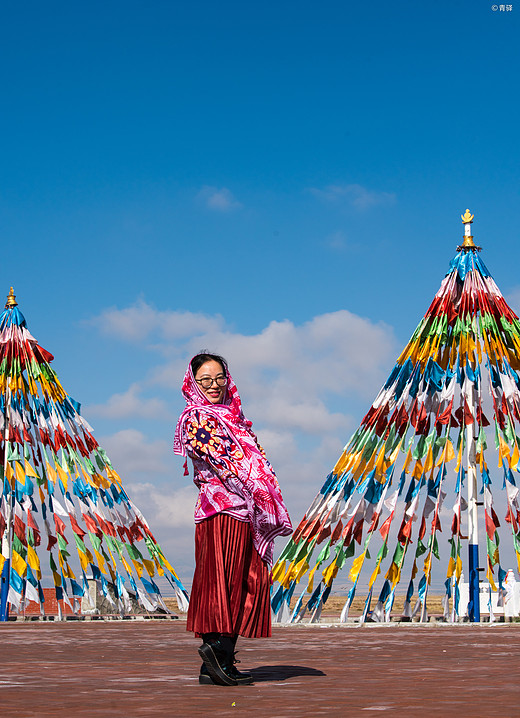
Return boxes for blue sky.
[2,1,520,588]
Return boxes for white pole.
[465,352,480,621]
[460,210,481,622]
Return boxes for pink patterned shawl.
[174,358,292,565]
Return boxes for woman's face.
[194,360,227,404]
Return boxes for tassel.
[183,459,189,476]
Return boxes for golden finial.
[5,287,17,308]
[457,208,481,252]
[462,235,476,248]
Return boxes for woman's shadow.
[249,665,325,682]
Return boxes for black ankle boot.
[225,636,253,684]
[198,636,253,685]
[198,635,237,686]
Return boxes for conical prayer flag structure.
[0,289,189,619]
[272,210,520,624]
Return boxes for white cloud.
[309,183,396,210]
[127,482,198,529]
[87,383,172,421]
[98,429,172,475]
[197,185,242,212]
[90,304,397,436]
[141,309,397,434]
[89,299,225,343]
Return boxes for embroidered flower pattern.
[186,413,220,453]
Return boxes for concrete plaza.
[1,619,519,717]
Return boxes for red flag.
[353,519,364,545]
[379,513,393,540]
[485,510,496,539]
[435,399,453,426]
[341,517,354,544]
[431,513,442,533]
[418,515,426,541]
[397,516,413,544]
[69,515,86,538]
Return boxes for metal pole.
[466,381,480,622]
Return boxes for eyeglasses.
[195,375,228,389]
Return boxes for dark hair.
[190,352,228,377]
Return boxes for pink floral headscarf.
[173,357,251,454]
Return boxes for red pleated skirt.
[187,513,272,638]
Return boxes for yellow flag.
[444,439,455,463]
[363,449,376,476]
[487,567,497,592]
[271,560,286,584]
[159,554,179,578]
[348,552,366,583]
[423,445,434,474]
[459,333,466,363]
[446,556,455,579]
[56,463,69,491]
[64,563,76,580]
[143,558,155,577]
[333,450,349,476]
[411,559,418,580]
[388,440,403,466]
[94,551,108,574]
[455,439,464,472]
[27,545,41,579]
[15,461,25,484]
[11,550,27,577]
[280,561,295,588]
[78,550,89,571]
[498,436,511,468]
[386,562,401,587]
[403,448,414,474]
[476,336,483,364]
[412,459,423,479]
[106,467,122,484]
[368,560,381,589]
[46,462,57,484]
[307,563,319,593]
[295,560,309,583]
[24,461,39,478]
[131,559,144,577]
[455,555,462,581]
[375,446,386,473]
[322,561,338,587]
[5,462,14,487]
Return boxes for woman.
[174,352,292,686]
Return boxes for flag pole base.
[468,544,480,623]
[0,559,10,621]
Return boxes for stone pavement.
[1,620,519,717]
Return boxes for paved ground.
[1,619,520,717]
